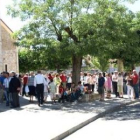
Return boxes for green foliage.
[19,48,41,72]
[8,0,140,73]
[19,46,71,72]
[92,56,109,72]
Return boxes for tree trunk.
[56,65,60,73]
[131,64,135,71]
[117,59,124,72]
[72,55,82,85]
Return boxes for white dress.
[44,78,50,97]
[49,82,56,99]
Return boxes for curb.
[51,99,140,140]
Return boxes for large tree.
[8,0,137,83]
[19,46,71,72]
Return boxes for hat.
[10,71,15,74]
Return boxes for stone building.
[0,19,19,73]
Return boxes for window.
[5,64,7,72]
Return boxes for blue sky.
[0,0,140,32]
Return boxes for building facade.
[0,19,19,73]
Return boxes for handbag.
[25,85,29,93]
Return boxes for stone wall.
[0,20,19,73]
[0,21,3,72]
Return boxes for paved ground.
[64,102,140,140]
[0,94,139,140]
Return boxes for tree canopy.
[8,0,140,82]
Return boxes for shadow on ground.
[18,97,129,115]
[0,94,133,116]
[0,96,31,112]
[102,102,140,121]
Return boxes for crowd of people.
[0,70,140,108]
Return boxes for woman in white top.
[49,79,56,103]
[117,73,123,98]
[89,74,96,93]
[44,75,50,102]
[66,73,72,90]
[84,73,90,90]
[80,72,84,85]
[126,73,134,99]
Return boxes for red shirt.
[60,75,67,82]
[48,74,53,80]
[59,86,64,94]
[132,74,138,85]
[23,76,28,85]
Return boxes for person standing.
[80,72,84,85]
[112,71,119,97]
[106,73,112,99]
[9,72,21,108]
[44,75,50,102]
[60,72,67,89]
[22,73,28,96]
[104,73,108,92]
[48,73,53,81]
[83,73,89,88]
[66,73,72,90]
[0,72,5,102]
[0,72,6,85]
[87,73,92,91]
[126,73,134,99]
[58,82,64,103]
[54,74,61,94]
[90,74,96,93]
[18,74,23,95]
[123,72,127,95]
[28,72,36,102]
[95,73,99,92]
[34,71,46,106]
[98,73,105,101]
[138,71,140,93]
[117,73,124,98]
[132,70,139,99]
[3,72,11,106]
[49,79,56,103]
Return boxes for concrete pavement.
[64,102,140,140]
[0,94,139,140]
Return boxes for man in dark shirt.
[98,73,105,101]
[9,72,21,108]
